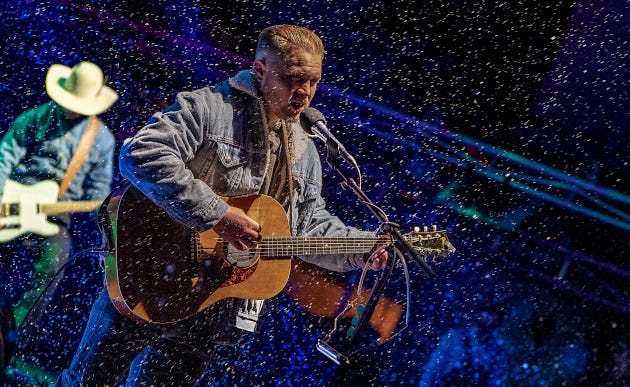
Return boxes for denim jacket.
[120,70,372,272]
[0,101,115,202]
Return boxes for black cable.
[15,247,107,334]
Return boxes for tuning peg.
[413,226,420,232]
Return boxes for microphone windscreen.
[301,107,326,125]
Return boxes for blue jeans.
[55,289,239,386]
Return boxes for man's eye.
[284,74,319,87]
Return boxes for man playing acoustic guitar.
[56,25,387,386]
[0,61,118,328]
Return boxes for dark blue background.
[1,0,628,385]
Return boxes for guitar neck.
[41,201,102,215]
[256,237,381,256]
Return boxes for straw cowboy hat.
[45,61,118,116]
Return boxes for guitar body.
[0,180,61,242]
[102,185,292,324]
[0,180,102,242]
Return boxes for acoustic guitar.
[101,184,452,324]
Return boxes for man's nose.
[297,81,311,95]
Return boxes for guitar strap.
[58,116,100,199]
[235,120,294,333]
[280,119,294,233]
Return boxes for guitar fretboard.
[198,232,448,257]
[41,201,102,215]
[256,237,383,256]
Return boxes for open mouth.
[290,101,306,111]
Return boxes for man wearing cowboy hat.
[0,61,118,329]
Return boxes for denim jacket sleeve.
[299,195,375,272]
[119,88,229,232]
[291,134,375,272]
[81,123,115,201]
[0,126,27,197]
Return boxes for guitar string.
[196,236,444,254]
[196,237,441,245]
[200,238,379,254]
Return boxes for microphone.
[300,106,327,138]
[301,107,356,165]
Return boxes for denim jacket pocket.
[216,141,248,168]
[190,139,250,195]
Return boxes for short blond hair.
[255,24,324,60]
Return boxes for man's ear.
[253,60,265,80]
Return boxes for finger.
[242,229,262,244]
[368,248,385,261]
[369,252,387,270]
[243,237,259,249]
[374,246,386,255]
[248,220,261,233]
[232,239,247,251]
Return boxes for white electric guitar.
[0,179,102,242]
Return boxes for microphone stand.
[323,139,436,278]
[320,136,436,355]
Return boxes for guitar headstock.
[402,226,456,258]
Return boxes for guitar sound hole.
[224,246,259,268]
